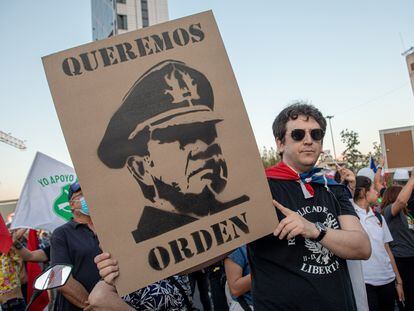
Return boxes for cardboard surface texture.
[379,126,414,172]
[42,11,277,295]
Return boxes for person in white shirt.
[353,176,404,311]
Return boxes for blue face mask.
[79,197,90,216]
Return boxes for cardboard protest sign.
[380,126,414,172]
[42,11,277,295]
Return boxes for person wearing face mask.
[50,181,101,311]
[353,176,404,311]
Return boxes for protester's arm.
[51,232,89,308]
[87,281,133,311]
[384,243,404,302]
[12,228,27,241]
[338,167,356,195]
[13,244,48,263]
[224,257,251,297]
[323,215,370,259]
[57,276,90,309]
[374,170,383,193]
[273,200,371,260]
[373,157,385,192]
[312,185,371,259]
[89,254,134,310]
[12,229,48,263]
[391,170,414,216]
[373,169,383,192]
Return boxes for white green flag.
[11,152,76,232]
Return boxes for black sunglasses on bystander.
[289,129,325,142]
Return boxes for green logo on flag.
[53,184,73,220]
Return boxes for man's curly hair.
[272,102,327,143]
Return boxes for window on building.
[141,0,149,27]
[116,0,126,4]
[117,14,128,30]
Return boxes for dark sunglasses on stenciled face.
[288,128,325,142]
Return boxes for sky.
[1,0,414,200]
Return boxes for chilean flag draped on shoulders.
[265,161,350,199]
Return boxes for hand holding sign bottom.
[95,252,119,286]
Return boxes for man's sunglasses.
[289,129,325,141]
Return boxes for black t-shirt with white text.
[248,180,357,311]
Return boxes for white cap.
[357,167,375,181]
[394,168,409,181]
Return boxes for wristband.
[311,222,327,242]
[13,241,23,250]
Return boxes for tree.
[261,146,280,168]
[340,129,365,173]
[364,141,382,166]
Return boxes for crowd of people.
[0,228,51,310]
[1,102,414,311]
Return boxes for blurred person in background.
[0,227,26,311]
[224,245,253,310]
[382,169,414,310]
[393,169,410,186]
[9,228,28,304]
[50,181,101,311]
[189,263,228,311]
[354,176,404,310]
[393,169,414,216]
[333,167,370,311]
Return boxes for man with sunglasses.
[50,181,101,311]
[248,103,371,311]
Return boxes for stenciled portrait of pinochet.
[97,59,250,243]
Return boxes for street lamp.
[325,115,337,160]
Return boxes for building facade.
[92,0,169,41]
[405,48,414,97]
